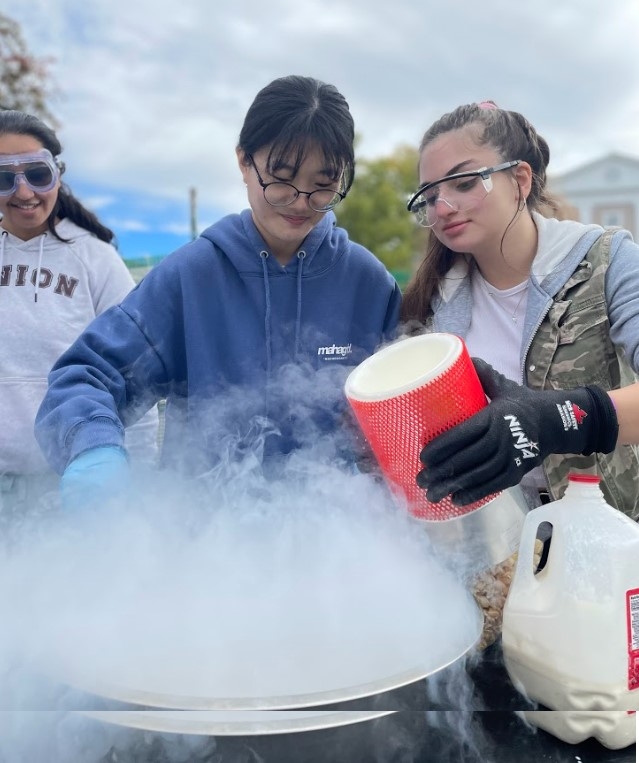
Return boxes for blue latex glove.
[60,446,130,512]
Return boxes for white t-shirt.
[465,273,528,383]
[465,272,547,492]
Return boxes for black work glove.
[417,357,619,506]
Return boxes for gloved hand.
[60,446,130,512]
[417,358,618,506]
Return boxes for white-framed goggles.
[0,149,63,197]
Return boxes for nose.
[13,176,35,199]
[288,192,313,211]
[434,196,457,217]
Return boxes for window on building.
[593,204,634,232]
[602,211,621,226]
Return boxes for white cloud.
[159,222,192,236]
[4,0,639,217]
[112,219,151,233]
[80,194,116,211]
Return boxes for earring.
[519,197,527,211]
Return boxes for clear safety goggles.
[406,160,520,228]
[0,149,63,196]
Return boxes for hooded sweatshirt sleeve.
[35,304,161,473]
[34,245,188,474]
[75,233,160,465]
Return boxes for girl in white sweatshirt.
[0,110,157,527]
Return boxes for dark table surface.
[87,709,636,763]
[228,712,635,763]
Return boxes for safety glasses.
[0,149,62,196]
[407,160,521,228]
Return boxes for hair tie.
[477,100,499,110]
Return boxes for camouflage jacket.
[425,222,639,519]
[526,229,639,517]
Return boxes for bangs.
[266,138,345,182]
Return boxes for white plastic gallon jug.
[502,473,639,749]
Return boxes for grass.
[127,265,153,284]
[125,255,165,284]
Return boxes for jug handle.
[516,504,555,586]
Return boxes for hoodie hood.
[437,212,603,304]
[201,209,348,276]
[530,211,602,281]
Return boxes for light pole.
[189,186,198,240]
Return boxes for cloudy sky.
[4,0,639,260]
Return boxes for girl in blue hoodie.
[35,75,401,501]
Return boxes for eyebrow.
[421,159,477,185]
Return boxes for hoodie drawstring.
[0,231,6,289]
[295,250,306,359]
[261,249,306,374]
[260,251,272,379]
[34,233,46,302]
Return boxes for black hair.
[402,102,560,324]
[237,75,355,194]
[0,110,115,243]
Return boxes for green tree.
[335,143,426,288]
[0,13,58,125]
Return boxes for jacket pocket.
[547,303,612,389]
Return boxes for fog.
[0,367,483,762]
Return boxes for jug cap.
[567,473,600,484]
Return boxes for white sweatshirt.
[0,218,158,475]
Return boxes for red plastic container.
[345,333,497,520]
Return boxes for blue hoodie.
[35,210,401,476]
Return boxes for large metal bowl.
[42,577,482,712]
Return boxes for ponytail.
[48,185,116,244]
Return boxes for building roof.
[552,152,639,182]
